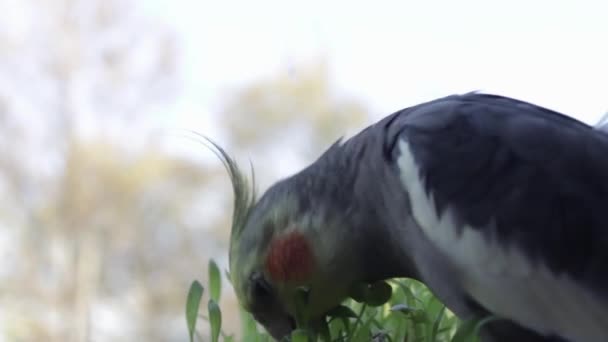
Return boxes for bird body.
[220,93,608,342]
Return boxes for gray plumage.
[389,93,608,286]
[224,92,608,342]
[310,93,608,340]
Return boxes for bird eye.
[250,272,272,299]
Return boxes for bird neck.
[303,131,421,286]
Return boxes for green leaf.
[326,305,358,319]
[349,282,369,303]
[366,281,392,307]
[208,259,222,302]
[430,305,447,341]
[240,309,258,340]
[315,319,331,342]
[327,317,342,340]
[352,319,373,342]
[349,281,392,307]
[391,304,416,315]
[186,280,204,342]
[450,318,479,342]
[291,329,310,342]
[391,304,429,324]
[392,280,424,306]
[208,299,222,342]
[411,310,430,324]
[293,287,311,328]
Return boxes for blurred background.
[0,0,606,341]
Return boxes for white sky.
[143,0,608,133]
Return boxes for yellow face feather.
[194,136,257,303]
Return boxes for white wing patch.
[397,139,608,342]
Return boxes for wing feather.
[390,93,608,342]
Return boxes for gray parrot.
[214,92,608,342]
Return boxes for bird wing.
[387,93,608,342]
[594,111,608,134]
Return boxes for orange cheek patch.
[265,231,315,284]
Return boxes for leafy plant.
[185,259,488,341]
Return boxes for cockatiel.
[212,93,608,342]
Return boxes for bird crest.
[193,135,258,277]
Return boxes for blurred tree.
[0,0,217,341]
[220,60,369,164]
[52,142,221,341]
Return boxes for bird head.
[207,140,370,340]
